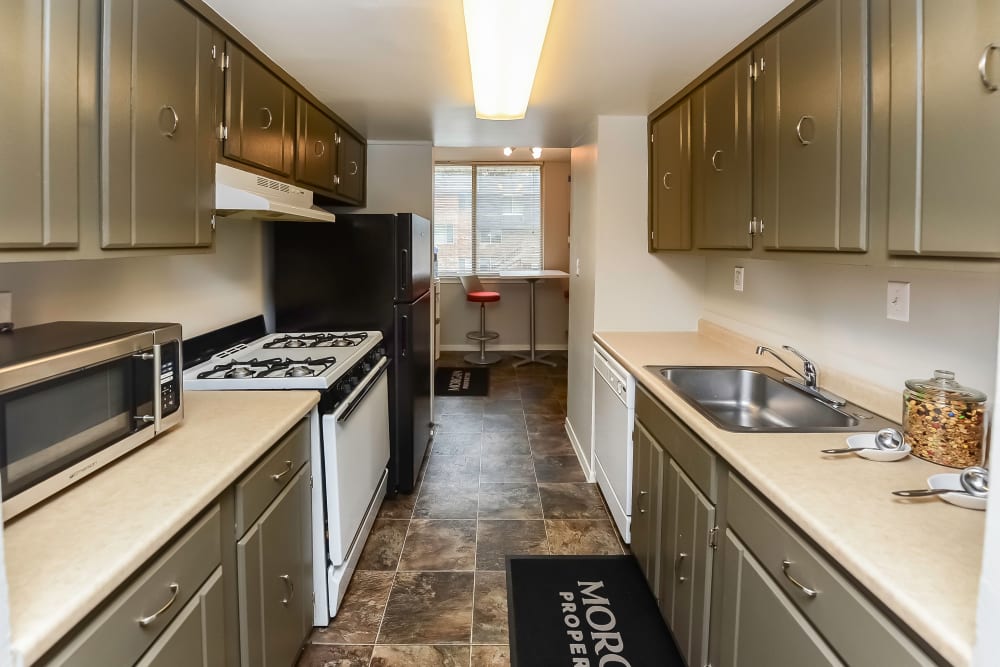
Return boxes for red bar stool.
[460,275,501,365]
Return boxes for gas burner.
[196,358,282,380]
[263,332,369,349]
[286,365,316,377]
[256,356,338,378]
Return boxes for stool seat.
[467,291,500,303]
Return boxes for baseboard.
[564,418,594,482]
[439,344,568,352]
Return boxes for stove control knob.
[361,361,372,373]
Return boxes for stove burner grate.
[264,332,369,349]
[196,357,284,380]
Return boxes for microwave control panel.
[159,341,181,415]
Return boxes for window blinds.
[433,164,542,276]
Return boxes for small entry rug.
[434,367,489,396]
[507,555,683,667]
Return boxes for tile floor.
[297,351,625,667]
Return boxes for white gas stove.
[184,329,390,624]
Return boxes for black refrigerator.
[271,213,432,493]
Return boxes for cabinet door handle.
[675,552,688,583]
[795,115,815,145]
[637,490,648,513]
[710,150,723,172]
[158,105,179,138]
[259,106,273,130]
[270,460,293,482]
[979,44,999,92]
[781,560,817,599]
[314,140,326,157]
[137,583,179,627]
[349,160,359,176]
[661,171,672,190]
[279,574,294,606]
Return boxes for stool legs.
[464,302,501,365]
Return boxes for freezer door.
[392,290,432,492]
[396,214,432,303]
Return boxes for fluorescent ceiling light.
[503,146,514,156]
[463,0,555,120]
[531,147,542,159]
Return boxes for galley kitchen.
[1,1,999,667]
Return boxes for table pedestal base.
[513,277,558,367]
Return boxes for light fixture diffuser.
[531,147,542,159]
[503,146,514,157]
[463,0,555,120]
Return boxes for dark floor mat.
[434,366,489,396]
[507,555,683,667]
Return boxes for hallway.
[297,352,624,666]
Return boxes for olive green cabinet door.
[719,530,843,666]
[660,461,714,667]
[135,568,225,667]
[1,0,80,248]
[102,0,217,248]
[237,466,312,667]
[693,55,753,250]
[336,129,366,204]
[755,0,868,252]
[630,424,664,595]
[296,98,338,193]
[650,100,691,250]
[888,0,1000,257]
[225,43,295,178]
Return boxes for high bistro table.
[482,269,570,367]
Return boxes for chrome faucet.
[755,345,846,407]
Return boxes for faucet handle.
[782,346,817,385]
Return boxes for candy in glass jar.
[903,370,987,468]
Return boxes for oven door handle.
[336,358,389,424]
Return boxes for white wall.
[974,342,1000,665]
[567,128,599,471]
[702,257,1000,402]
[565,116,706,470]
[0,220,265,336]
[341,141,433,218]
[593,116,705,332]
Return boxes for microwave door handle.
[132,349,160,430]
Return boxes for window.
[433,164,542,275]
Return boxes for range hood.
[214,163,335,223]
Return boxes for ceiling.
[203,0,792,148]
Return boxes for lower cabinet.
[632,384,937,666]
[719,530,842,666]
[630,423,664,592]
[136,568,226,667]
[236,466,313,667]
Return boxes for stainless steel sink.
[645,366,897,433]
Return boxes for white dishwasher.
[592,343,635,542]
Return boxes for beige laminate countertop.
[594,330,985,667]
[3,390,319,667]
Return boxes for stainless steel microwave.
[0,322,183,520]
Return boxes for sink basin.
[645,366,896,433]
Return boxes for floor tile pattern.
[298,351,624,667]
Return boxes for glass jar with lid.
[903,370,987,468]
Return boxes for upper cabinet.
[224,42,295,178]
[101,0,218,248]
[1,0,82,248]
[649,100,691,250]
[692,55,754,250]
[335,129,366,204]
[295,98,339,193]
[887,0,1000,258]
[754,0,868,252]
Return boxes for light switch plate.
[886,281,910,321]
[733,267,745,292]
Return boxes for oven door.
[322,358,390,565]
[0,350,157,518]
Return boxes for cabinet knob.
[279,574,294,606]
[158,105,179,138]
[259,106,273,130]
[979,44,999,92]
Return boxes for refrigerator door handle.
[400,314,408,358]
[400,249,408,293]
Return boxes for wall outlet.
[733,267,745,292]
[886,281,910,321]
